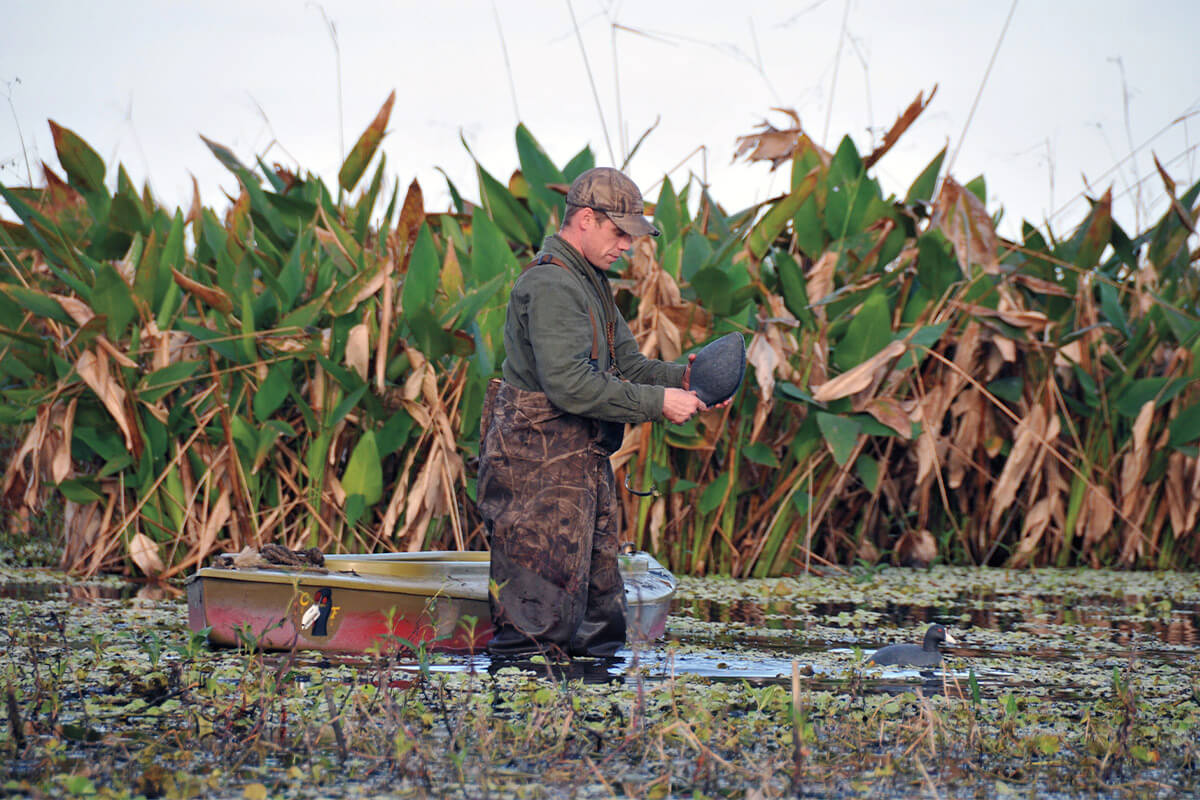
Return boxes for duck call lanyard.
[528,253,619,375]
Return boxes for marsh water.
[2,564,1198,798]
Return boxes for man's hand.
[663,387,705,424]
[681,353,733,409]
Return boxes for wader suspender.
[527,253,618,371]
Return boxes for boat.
[186,550,676,654]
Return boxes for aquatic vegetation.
[3,94,1199,580]
[1,567,1197,798]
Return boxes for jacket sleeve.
[518,267,665,423]
[611,314,687,387]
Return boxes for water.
[2,565,1197,693]
[2,565,1197,799]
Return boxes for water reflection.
[0,582,131,602]
[677,592,1200,652]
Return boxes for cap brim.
[609,212,661,238]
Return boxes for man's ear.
[576,207,591,230]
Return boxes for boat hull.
[186,551,675,654]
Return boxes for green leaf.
[742,441,780,468]
[776,382,818,406]
[697,471,731,516]
[278,289,331,331]
[339,91,395,193]
[691,267,744,317]
[792,195,824,259]
[1034,734,1060,756]
[854,454,879,492]
[1114,377,1167,418]
[63,774,96,796]
[139,360,203,404]
[402,223,441,314]
[833,288,892,371]
[965,175,986,204]
[469,208,521,284]
[1130,744,1159,764]
[987,376,1024,405]
[49,120,106,194]
[110,165,149,233]
[562,145,595,181]
[407,305,471,361]
[1097,280,1128,338]
[254,362,293,421]
[326,385,367,428]
[229,415,258,470]
[199,134,253,176]
[748,171,816,260]
[515,123,567,221]
[377,408,415,456]
[916,229,962,298]
[905,147,946,205]
[1168,402,1200,448]
[57,478,103,504]
[0,285,74,324]
[342,430,383,505]
[654,177,682,242]
[253,419,295,471]
[475,161,538,246]
[816,411,861,466]
[90,259,137,340]
[328,257,383,317]
[1070,190,1112,269]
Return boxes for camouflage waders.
[476,379,626,657]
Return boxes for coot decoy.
[867,624,957,667]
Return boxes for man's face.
[580,210,634,270]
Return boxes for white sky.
[2,1,1199,240]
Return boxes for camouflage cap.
[566,167,661,237]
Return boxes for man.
[476,166,706,658]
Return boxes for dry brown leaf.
[806,251,837,322]
[733,109,832,171]
[129,532,165,577]
[51,398,77,484]
[948,390,982,489]
[1078,484,1115,546]
[345,322,370,381]
[996,309,1050,332]
[349,265,387,311]
[1010,273,1072,297]
[934,177,999,274]
[76,349,136,450]
[864,397,912,439]
[1055,341,1084,367]
[1013,496,1053,563]
[171,267,233,314]
[647,496,666,553]
[988,403,1047,531]
[54,294,94,326]
[863,85,937,169]
[811,341,905,403]
[1154,153,1197,233]
[1119,400,1155,516]
[199,492,230,561]
[897,529,937,566]
[993,335,1016,362]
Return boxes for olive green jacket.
[500,235,686,423]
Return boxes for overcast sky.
[2,1,1198,240]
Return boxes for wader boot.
[477,379,627,658]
